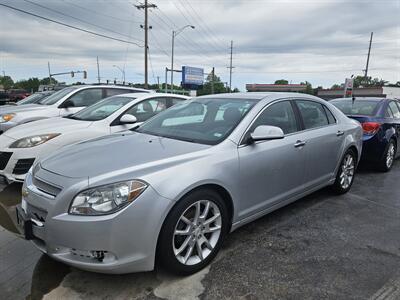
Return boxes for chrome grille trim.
[32,176,62,197]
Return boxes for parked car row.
[0,88,397,276]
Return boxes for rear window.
[330,99,380,116]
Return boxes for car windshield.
[17,93,51,105]
[330,99,380,116]
[68,96,134,121]
[136,98,258,145]
[38,87,79,105]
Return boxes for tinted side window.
[67,88,104,107]
[386,106,394,118]
[106,88,134,97]
[250,101,298,134]
[388,101,400,119]
[170,97,186,107]
[124,98,167,122]
[324,106,336,124]
[296,100,329,129]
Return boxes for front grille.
[32,176,62,197]
[27,203,47,223]
[13,158,35,175]
[0,152,12,170]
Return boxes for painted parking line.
[370,277,400,300]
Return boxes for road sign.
[344,78,354,97]
[182,66,204,86]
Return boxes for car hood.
[3,117,92,140]
[0,104,49,114]
[40,132,211,179]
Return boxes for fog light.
[71,248,109,262]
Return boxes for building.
[246,84,307,93]
[317,86,400,100]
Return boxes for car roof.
[197,92,320,101]
[70,85,153,92]
[115,92,189,99]
[330,97,386,102]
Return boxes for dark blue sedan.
[331,97,400,172]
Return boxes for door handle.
[336,130,345,136]
[294,140,306,148]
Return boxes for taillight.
[362,122,381,135]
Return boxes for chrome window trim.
[238,98,338,147]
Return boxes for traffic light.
[71,71,74,77]
[83,71,87,79]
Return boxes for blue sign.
[182,66,204,86]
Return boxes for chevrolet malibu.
[17,93,362,275]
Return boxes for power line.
[23,0,143,42]
[236,67,395,74]
[180,0,227,51]
[0,3,144,47]
[61,0,141,24]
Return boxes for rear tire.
[332,149,356,194]
[157,189,229,275]
[377,139,396,172]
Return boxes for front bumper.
[18,170,175,274]
[0,135,59,182]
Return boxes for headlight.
[9,133,60,148]
[0,113,15,123]
[69,180,148,215]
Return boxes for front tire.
[332,149,356,194]
[377,139,396,172]
[157,189,229,275]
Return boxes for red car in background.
[8,89,30,102]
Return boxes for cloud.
[0,0,399,88]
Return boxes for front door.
[238,100,306,220]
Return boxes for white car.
[0,93,188,182]
[0,85,152,134]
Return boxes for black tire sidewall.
[157,189,229,275]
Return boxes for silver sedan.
[17,92,362,275]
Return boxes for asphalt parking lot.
[0,164,399,300]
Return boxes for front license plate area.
[16,205,35,240]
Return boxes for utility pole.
[47,61,52,85]
[157,76,160,90]
[227,40,235,92]
[96,56,100,84]
[364,32,373,81]
[135,1,157,89]
[211,67,215,94]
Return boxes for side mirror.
[120,114,137,124]
[249,125,284,143]
[60,100,75,109]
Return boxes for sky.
[0,0,399,91]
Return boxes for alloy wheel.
[339,153,355,190]
[173,200,222,265]
[386,142,395,169]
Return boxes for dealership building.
[246,84,308,93]
[317,86,400,100]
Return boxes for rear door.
[294,99,343,189]
[59,88,104,116]
[237,100,306,219]
[109,97,171,133]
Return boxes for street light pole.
[113,65,125,83]
[170,25,195,93]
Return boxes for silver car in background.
[0,85,151,134]
[17,92,362,275]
